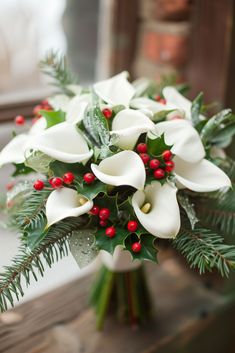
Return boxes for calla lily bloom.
[26,122,93,164]
[111,109,155,150]
[93,71,135,107]
[132,182,180,239]
[130,96,176,115]
[153,120,231,192]
[46,187,93,227]
[0,134,28,166]
[101,245,141,272]
[91,150,146,190]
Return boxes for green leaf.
[83,106,110,147]
[69,229,98,268]
[147,132,173,157]
[75,180,107,200]
[95,194,119,223]
[200,109,234,145]
[95,226,129,254]
[125,234,158,263]
[152,110,173,122]
[112,105,125,115]
[49,160,86,177]
[25,218,48,250]
[211,123,235,147]
[25,151,54,174]
[191,92,203,126]
[40,110,65,128]
[12,163,34,177]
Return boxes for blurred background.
[0,0,235,303]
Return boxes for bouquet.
[0,52,235,329]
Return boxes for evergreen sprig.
[0,217,83,312]
[173,223,235,277]
[39,50,77,96]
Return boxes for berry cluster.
[136,143,174,180]
[33,171,96,191]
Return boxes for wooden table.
[0,256,234,353]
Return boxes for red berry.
[136,143,147,153]
[102,108,112,119]
[83,173,95,184]
[90,205,100,216]
[15,115,25,125]
[51,177,63,188]
[6,182,14,191]
[99,208,110,220]
[149,159,160,169]
[153,168,165,179]
[105,226,116,238]
[63,172,75,184]
[155,95,161,102]
[165,160,175,173]
[33,180,44,191]
[159,98,166,105]
[33,105,43,116]
[100,220,108,227]
[132,242,142,253]
[139,153,150,165]
[162,150,172,161]
[127,220,138,232]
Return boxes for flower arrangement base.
[90,265,153,330]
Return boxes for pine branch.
[194,185,235,238]
[173,224,235,277]
[39,50,77,96]
[0,217,84,312]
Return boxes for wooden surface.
[0,257,234,353]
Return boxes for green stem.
[96,269,114,330]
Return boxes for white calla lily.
[111,109,155,149]
[174,156,231,192]
[66,94,90,124]
[101,245,141,272]
[48,94,70,111]
[130,96,176,114]
[132,182,180,239]
[91,150,145,189]
[46,188,93,227]
[163,86,205,121]
[0,134,28,166]
[93,71,135,107]
[29,117,47,135]
[153,120,205,163]
[26,122,93,164]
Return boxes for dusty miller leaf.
[69,229,98,268]
[25,151,55,174]
[178,193,199,229]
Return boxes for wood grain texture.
[0,257,234,353]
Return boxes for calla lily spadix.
[153,119,231,192]
[93,71,135,107]
[101,245,141,272]
[111,109,155,150]
[46,187,93,227]
[26,122,93,164]
[132,182,180,239]
[91,150,146,190]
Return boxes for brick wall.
[134,0,192,82]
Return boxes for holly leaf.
[191,92,203,126]
[69,228,98,268]
[75,179,107,200]
[95,226,129,254]
[12,163,34,177]
[147,133,173,157]
[125,234,158,263]
[40,109,66,128]
[95,194,119,222]
[49,160,86,177]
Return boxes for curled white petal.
[153,120,205,163]
[111,109,154,149]
[93,71,135,107]
[66,94,90,124]
[29,117,47,135]
[132,182,180,239]
[130,97,176,114]
[48,94,70,111]
[174,156,231,192]
[26,122,93,163]
[0,134,28,166]
[91,151,146,189]
[100,245,141,272]
[46,188,93,227]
